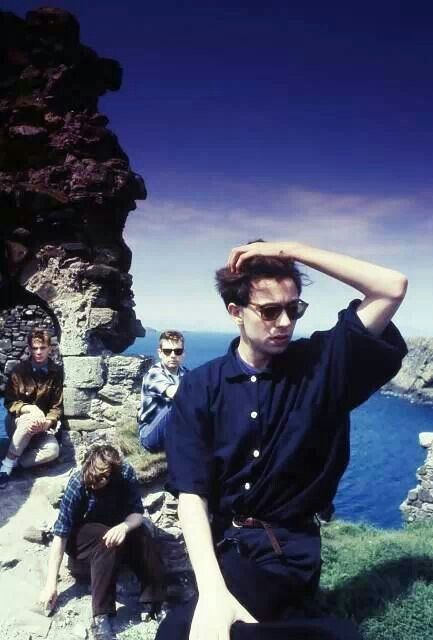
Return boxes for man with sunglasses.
[159,240,408,640]
[138,330,188,453]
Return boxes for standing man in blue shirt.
[138,330,188,453]
[158,241,408,640]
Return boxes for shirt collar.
[159,361,186,377]
[223,337,296,381]
[31,360,50,374]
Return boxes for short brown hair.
[215,242,306,308]
[159,330,184,346]
[81,444,122,489]
[27,328,52,347]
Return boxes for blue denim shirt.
[165,300,407,528]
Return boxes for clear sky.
[5,1,433,335]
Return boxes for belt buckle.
[232,517,242,528]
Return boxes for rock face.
[401,444,433,523]
[0,7,146,355]
[63,353,152,430]
[383,338,433,405]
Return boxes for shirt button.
[250,411,258,419]
[253,449,260,458]
[250,375,257,382]
[244,482,251,490]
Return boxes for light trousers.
[6,414,59,468]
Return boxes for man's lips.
[269,335,290,343]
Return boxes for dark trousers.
[156,528,362,640]
[67,522,165,617]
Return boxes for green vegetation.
[119,519,433,639]
[116,420,167,483]
[319,520,433,639]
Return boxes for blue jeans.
[139,406,172,453]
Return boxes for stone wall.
[0,304,59,392]
[401,433,433,522]
[0,7,149,437]
[63,353,152,430]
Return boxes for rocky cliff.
[383,338,433,405]
[0,7,145,354]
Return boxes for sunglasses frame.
[247,299,309,322]
[161,348,184,356]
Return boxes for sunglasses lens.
[162,348,184,355]
[259,300,308,321]
[293,300,308,319]
[174,349,184,355]
[261,306,282,321]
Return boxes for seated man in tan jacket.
[0,328,63,488]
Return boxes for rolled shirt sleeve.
[52,472,84,538]
[309,299,408,412]
[165,371,214,499]
[138,365,171,423]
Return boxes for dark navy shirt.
[166,300,407,528]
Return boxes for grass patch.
[117,519,433,638]
[319,520,433,639]
[116,420,167,484]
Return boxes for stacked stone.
[62,352,152,437]
[0,304,58,391]
[401,436,433,523]
[0,7,145,358]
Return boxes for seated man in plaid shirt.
[40,444,165,640]
[138,330,188,453]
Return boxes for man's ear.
[227,303,244,326]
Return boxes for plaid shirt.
[52,463,144,538]
[138,361,188,426]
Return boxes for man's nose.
[276,310,291,327]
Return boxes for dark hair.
[215,241,305,308]
[81,444,122,489]
[27,328,52,347]
[159,330,184,346]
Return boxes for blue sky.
[5,1,433,335]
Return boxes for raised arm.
[228,241,408,336]
[179,493,256,640]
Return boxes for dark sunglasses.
[248,299,309,322]
[161,348,184,356]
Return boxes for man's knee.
[19,439,60,468]
[43,440,60,463]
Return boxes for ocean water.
[1,331,432,529]
[125,332,432,529]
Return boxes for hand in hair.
[228,242,300,273]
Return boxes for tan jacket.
[4,359,63,427]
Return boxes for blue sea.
[2,331,432,530]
